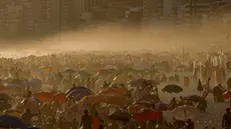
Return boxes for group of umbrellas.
[0,80,201,128]
[32,86,93,103]
[1,77,41,88]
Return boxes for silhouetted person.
[186,119,194,129]
[222,108,231,129]
[80,110,92,129]
[227,77,231,90]
[226,61,230,69]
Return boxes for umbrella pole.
[184,107,187,121]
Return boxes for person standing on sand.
[222,108,231,129]
[185,119,194,129]
[206,77,212,92]
[91,112,102,129]
[80,110,92,129]
[227,77,231,90]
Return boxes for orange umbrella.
[98,87,127,95]
[80,95,131,106]
[33,92,54,102]
[0,87,9,92]
[105,95,132,106]
[53,93,66,103]
[133,108,160,125]
[79,95,108,105]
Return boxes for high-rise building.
[59,0,77,31]
[40,0,60,34]
[176,0,217,26]
[143,0,164,17]
[163,0,177,17]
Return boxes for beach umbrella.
[137,94,160,104]
[8,78,26,86]
[3,77,27,83]
[79,95,131,106]
[133,101,152,107]
[0,93,12,101]
[154,101,168,111]
[29,97,40,103]
[108,110,131,121]
[113,74,133,83]
[105,95,132,106]
[162,84,183,93]
[98,87,127,95]
[0,102,11,111]
[127,104,150,114]
[33,92,54,102]
[0,87,9,92]
[79,95,108,105]
[63,69,76,74]
[109,83,124,88]
[6,83,20,87]
[3,109,22,118]
[26,78,42,87]
[184,95,202,103]
[77,70,92,78]
[53,93,66,103]
[66,90,93,100]
[65,86,93,95]
[95,69,116,77]
[133,108,160,124]
[172,105,199,121]
[0,115,28,129]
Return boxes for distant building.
[143,0,163,18]
[0,0,24,37]
[59,0,78,31]
[176,0,217,26]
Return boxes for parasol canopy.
[65,86,93,95]
[0,93,12,101]
[33,92,54,102]
[162,84,183,93]
[184,95,202,103]
[133,108,160,124]
[0,115,28,129]
[172,105,199,121]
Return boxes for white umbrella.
[6,83,20,87]
[172,105,199,121]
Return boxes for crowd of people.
[0,49,231,129]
